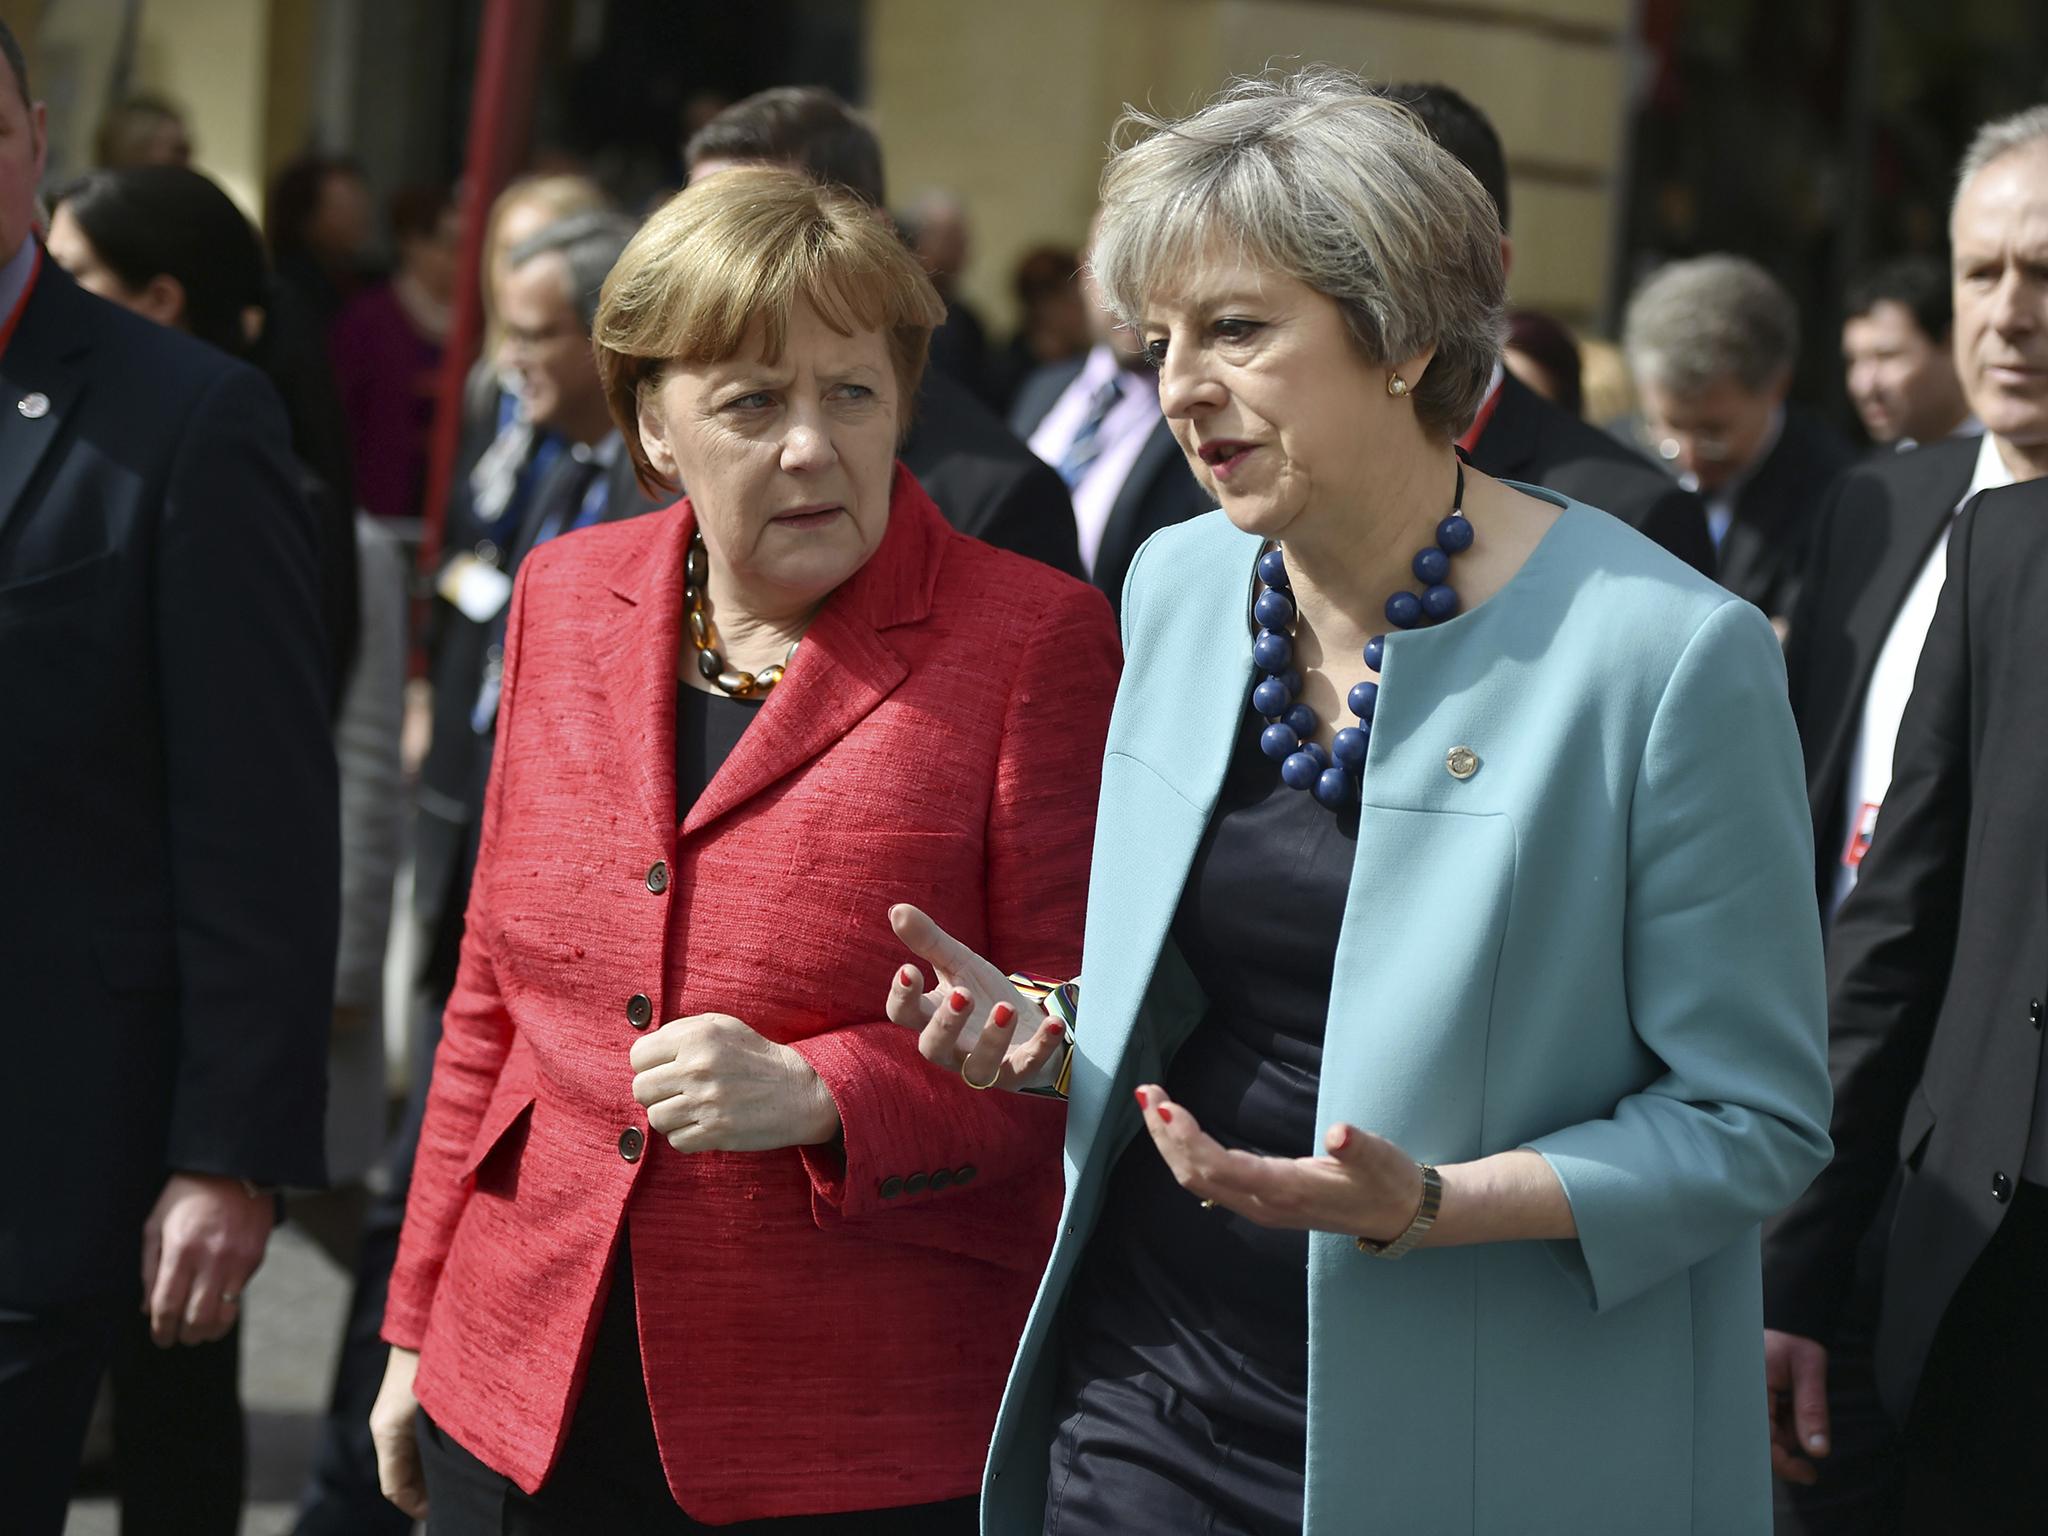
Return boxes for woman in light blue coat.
[887,70,1831,1536]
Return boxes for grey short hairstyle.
[1622,254,1797,398]
[1954,104,2048,212]
[1089,68,1506,440]
[506,210,638,334]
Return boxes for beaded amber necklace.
[684,531,796,699]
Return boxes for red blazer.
[385,469,1119,1520]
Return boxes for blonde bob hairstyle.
[593,165,946,495]
[1090,68,1506,441]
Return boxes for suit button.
[2031,999,2043,1030]
[475,538,500,566]
[626,993,653,1029]
[1993,1171,2013,1202]
[929,1168,954,1192]
[905,1172,930,1195]
[879,1176,905,1200]
[954,1165,977,1186]
[619,1127,645,1163]
[646,861,669,894]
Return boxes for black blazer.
[1783,436,1981,909]
[414,429,658,997]
[1465,373,1717,577]
[903,369,1082,579]
[1763,479,2048,1423]
[1715,408,1855,621]
[1010,356,1214,611]
[0,261,338,1306]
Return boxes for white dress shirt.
[1027,344,1165,577]
[1830,430,2017,917]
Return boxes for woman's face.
[638,299,900,611]
[1140,252,1432,541]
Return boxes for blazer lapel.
[1093,418,1186,596]
[595,507,692,840]
[1464,374,1540,481]
[1065,516,1257,1155]
[680,466,935,838]
[0,263,91,549]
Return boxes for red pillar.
[417,0,550,576]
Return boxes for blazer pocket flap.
[94,928,179,993]
[1898,1084,1936,1168]
[460,1071,537,1185]
[0,549,119,617]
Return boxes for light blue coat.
[981,492,1833,1535]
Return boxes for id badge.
[436,553,515,624]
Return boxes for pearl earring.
[1387,375,1410,398]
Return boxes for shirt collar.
[1967,428,2021,504]
[0,235,38,334]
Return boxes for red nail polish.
[949,989,970,1011]
[900,966,918,986]
[1157,1107,1174,1124]
[1045,1021,1065,1038]
[989,1003,1015,1029]
[1133,1088,1148,1109]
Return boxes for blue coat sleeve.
[1526,598,1833,1311]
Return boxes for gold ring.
[220,1292,241,1306]
[1199,1199,1216,1210]
[961,1059,1003,1091]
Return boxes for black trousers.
[0,1301,117,1536]
[415,1244,979,1535]
[108,1311,244,1536]
[1898,1177,2048,1532]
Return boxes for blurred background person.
[1504,308,1584,416]
[685,86,1083,577]
[1392,80,1716,578]
[0,29,338,1533]
[329,181,460,521]
[295,202,651,1536]
[92,92,191,168]
[988,242,1089,412]
[1768,106,2048,1534]
[367,165,1118,1532]
[904,187,993,404]
[1624,253,1853,627]
[1841,256,1974,451]
[268,151,376,323]
[46,160,408,1536]
[1011,211,1211,611]
[1579,337,1639,427]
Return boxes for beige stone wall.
[870,0,1636,336]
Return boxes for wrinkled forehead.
[1098,215,1287,330]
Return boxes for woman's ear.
[137,274,188,332]
[636,383,679,485]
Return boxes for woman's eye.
[1143,338,1169,367]
[726,392,775,412]
[1213,318,1261,342]
[830,382,875,401]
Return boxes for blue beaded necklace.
[1250,463,1474,811]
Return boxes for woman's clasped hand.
[628,1013,842,1152]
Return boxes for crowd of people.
[2,17,2045,1535]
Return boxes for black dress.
[1044,709,1356,1536]
[416,685,979,1536]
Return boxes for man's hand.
[1765,1328,1831,1485]
[140,1172,275,1346]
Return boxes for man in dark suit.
[1763,477,2048,1530]
[1388,83,1716,577]
[295,210,655,1536]
[0,28,337,1533]
[1765,108,2048,1536]
[684,87,1083,578]
[1010,223,1213,613]
[1623,253,1854,626]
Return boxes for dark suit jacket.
[903,370,1082,578]
[1715,408,1855,621]
[0,261,338,1306]
[1764,478,2048,1422]
[414,430,658,998]
[1783,436,1981,910]
[1009,356,1214,612]
[1466,374,1716,577]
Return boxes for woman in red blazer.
[369,167,1119,1532]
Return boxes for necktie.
[1056,376,1125,489]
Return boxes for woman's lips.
[1208,445,1257,481]
[771,505,845,530]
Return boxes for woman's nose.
[1158,351,1222,420]
[780,419,837,473]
